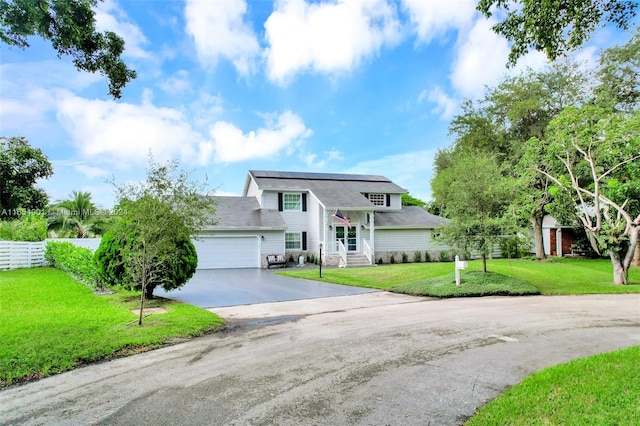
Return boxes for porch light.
[329,225,332,230]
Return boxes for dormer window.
[368,193,386,206]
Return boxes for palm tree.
[48,191,112,237]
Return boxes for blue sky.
[1,0,635,209]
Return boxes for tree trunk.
[531,215,546,259]
[481,254,487,273]
[609,251,628,285]
[633,243,640,267]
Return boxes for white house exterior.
[197,170,449,269]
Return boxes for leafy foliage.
[527,105,640,283]
[48,190,115,237]
[94,209,198,298]
[0,212,47,241]
[102,156,215,325]
[477,0,637,64]
[401,192,427,207]
[0,0,136,98]
[45,241,100,288]
[432,150,516,271]
[0,136,53,219]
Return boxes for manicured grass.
[0,267,224,386]
[279,258,640,295]
[390,271,539,297]
[466,346,640,425]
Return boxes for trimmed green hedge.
[45,241,101,289]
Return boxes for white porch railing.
[363,239,373,264]
[336,240,347,267]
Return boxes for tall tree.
[595,29,640,113]
[0,136,53,219]
[528,105,640,284]
[0,0,136,98]
[96,157,216,324]
[431,150,516,272]
[444,62,588,259]
[477,0,637,65]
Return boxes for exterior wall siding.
[245,178,262,201]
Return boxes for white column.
[556,228,563,257]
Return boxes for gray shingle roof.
[374,207,450,229]
[204,196,286,230]
[248,170,407,209]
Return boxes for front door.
[336,226,357,252]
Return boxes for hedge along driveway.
[0,267,224,386]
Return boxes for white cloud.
[159,70,192,94]
[421,86,459,120]
[402,0,476,43]
[209,110,312,162]
[345,149,437,200]
[301,148,344,168]
[94,0,150,59]
[264,0,402,85]
[74,164,110,179]
[55,92,210,166]
[450,18,547,99]
[184,0,260,75]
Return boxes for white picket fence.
[0,241,47,270]
[0,239,102,270]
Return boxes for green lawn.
[390,271,540,297]
[280,258,640,295]
[0,267,225,386]
[466,346,640,425]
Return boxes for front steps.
[345,253,371,267]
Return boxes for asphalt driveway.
[154,268,377,308]
[3,294,638,425]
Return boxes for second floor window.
[368,193,385,206]
[284,193,302,211]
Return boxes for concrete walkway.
[155,268,377,308]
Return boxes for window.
[285,232,301,250]
[284,193,302,211]
[368,193,385,206]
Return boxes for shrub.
[0,213,47,241]
[501,235,530,258]
[424,251,431,262]
[439,250,451,262]
[94,221,198,298]
[402,252,409,263]
[390,254,396,264]
[45,241,100,288]
[377,258,384,265]
[413,251,422,262]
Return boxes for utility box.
[299,256,305,265]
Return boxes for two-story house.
[194,170,449,269]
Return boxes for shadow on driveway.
[154,268,377,308]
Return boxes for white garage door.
[193,236,259,269]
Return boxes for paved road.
[2,293,639,425]
[154,268,377,308]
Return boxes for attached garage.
[193,236,260,269]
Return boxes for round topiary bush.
[94,220,198,299]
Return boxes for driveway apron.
[154,268,377,308]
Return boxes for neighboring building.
[196,170,450,269]
[541,215,580,257]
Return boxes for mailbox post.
[319,243,323,278]
[454,255,468,286]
